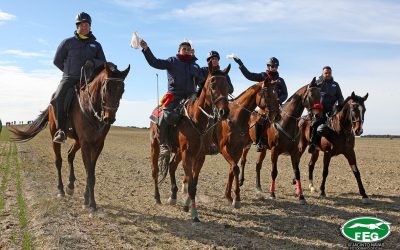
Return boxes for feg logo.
[341,217,391,242]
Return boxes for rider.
[308,66,344,154]
[52,12,106,143]
[140,39,204,161]
[233,56,288,152]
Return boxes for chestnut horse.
[298,92,370,203]
[170,79,280,209]
[150,63,231,222]
[240,78,321,204]
[9,62,130,215]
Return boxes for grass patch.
[0,143,11,212]
[12,143,33,249]
[0,126,9,141]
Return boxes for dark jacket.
[238,64,288,104]
[316,76,344,115]
[143,48,204,99]
[199,67,234,94]
[53,31,106,78]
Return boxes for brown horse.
[298,92,370,203]
[170,79,280,209]
[240,78,321,204]
[150,62,231,222]
[9,62,130,215]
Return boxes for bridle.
[79,68,125,125]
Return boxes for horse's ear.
[121,64,131,79]
[351,91,356,99]
[105,62,111,75]
[363,93,369,101]
[208,60,213,74]
[309,77,317,88]
[223,64,231,75]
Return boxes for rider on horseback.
[233,56,288,152]
[140,40,204,161]
[308,66,344,154]
[52,12,106,143]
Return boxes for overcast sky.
[0,0,399,134]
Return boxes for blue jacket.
[200,67,234,94]
[316,76,344,114]
[143,48,204,99]
[54,31,106,78]
[238,64,288,104]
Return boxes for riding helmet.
[75,12,92,25]
[207,50,220,62]
[267,57,279,66]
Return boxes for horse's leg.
[181,151,193,213]
[168,152,182,205]
[189,154,205,223]
[268,148,278,199]
[344,150,369,203]
[81,142,103,214]
[239,146,250,186]
[319,152,332,198]
[53,142,65,197]
[150,131,161,204]
[291,153,306,204]
[66,140,80,196]
[308,150,320,192]
[224,164,234,203]
[221,146,242,208]
[232,162,241,208]
[181,174,188,194]
[255,148,267,198]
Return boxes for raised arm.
[140,40,170,70]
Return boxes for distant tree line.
[361,135,400,139]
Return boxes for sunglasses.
[269,65,278,69]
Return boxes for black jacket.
[238,64,288,104]
[143,48,204,99]
[316,76,344,115]
[53,31,106,78]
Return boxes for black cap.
[267,57,279,66]
[76,12,92,25]
[207,50,220,61]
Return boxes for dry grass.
[1,126,399,249]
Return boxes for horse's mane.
[196,69,227,97]
[282,84,307,108]
[88,62,123,82]
[232,83,261,101]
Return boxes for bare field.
[1,126,399,249]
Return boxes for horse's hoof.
[192,217,201,223]
[362,197,371,204]
[299,199,307,205]
[65,186,74,196]
[310,186,316,193]
[57,193,65,198]
[82,204,89,209]
[239,179,244,187]
[268,193,276,200]
[167,197,177,205]
[255,191,264,200]
[319,193,326,198]
[183,206,189,212]
[232,200,242,209]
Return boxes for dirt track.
[0,126,399,249]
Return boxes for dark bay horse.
[9,62,130,215]
[240,78,321,204]
[150,63,231,222]
[298,92,370,203]
[173,79,280,209]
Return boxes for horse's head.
[347,91,368,136]
[203,61,231,120]
[303,77,321,110]
[99,63,130,125]
[256,78,280,122]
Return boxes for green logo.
[341,217,391,242]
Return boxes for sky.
[0,0,399,134]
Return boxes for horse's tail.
[9,108,49,142]
[158,153,173,185]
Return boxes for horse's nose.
[219,108,230,120]
[354,127,363,136]
[103,116,116,125]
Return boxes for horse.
[298,92,370,203]
[150,62,231,222]
[168,78,281,209]
[239,78,321,204]
[9,62,130,215]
